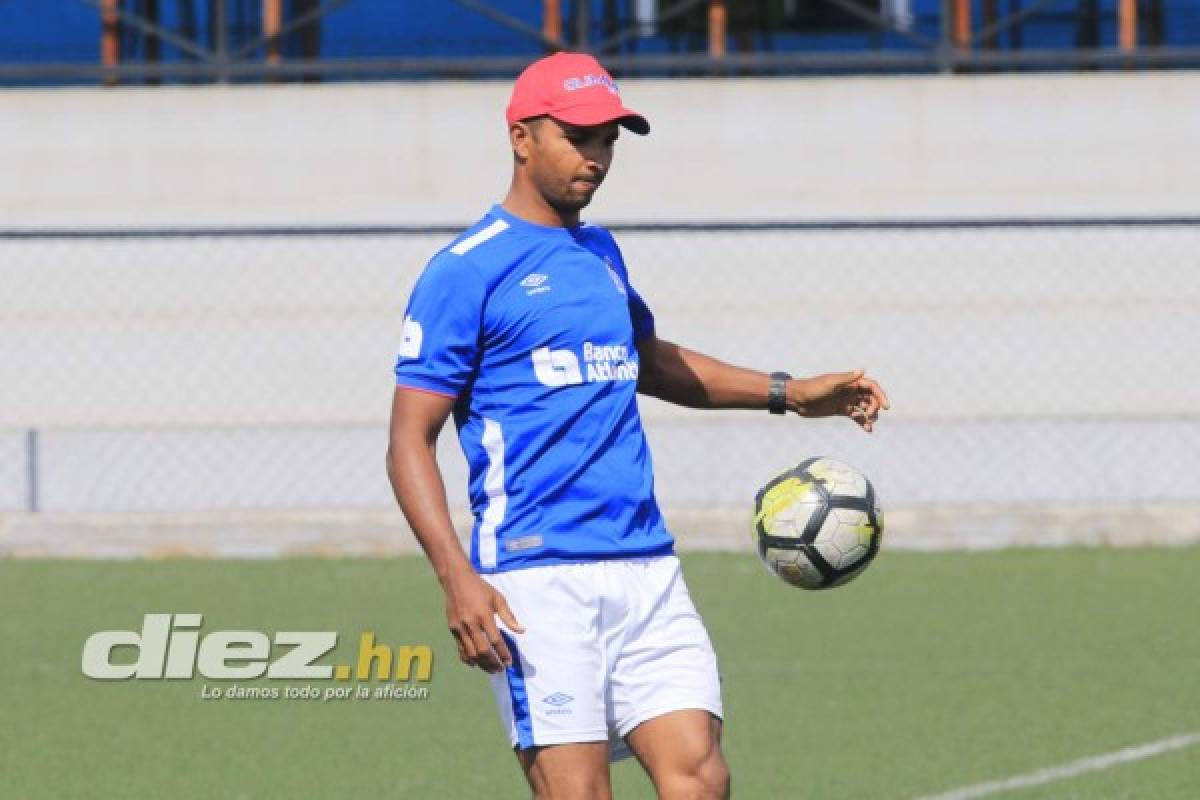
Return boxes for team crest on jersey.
[604,257,627,296]
[520,273,551,296]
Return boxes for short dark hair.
[521,115,549,140]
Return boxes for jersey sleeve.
[627,281,655,342]
[393,253,486,397]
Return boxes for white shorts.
[483,555,723,761]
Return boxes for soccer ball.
[752,457,883,590]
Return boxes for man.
[387,52,889,800]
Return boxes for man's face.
[514,117,620,214]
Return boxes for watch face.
[769,374,789,414]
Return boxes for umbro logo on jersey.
[520,273,551,295]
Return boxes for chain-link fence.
[2,221,1198,523]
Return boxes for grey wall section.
[2,225,1198,517]
[4,75,1200,554]
[4,72,1200,226]
[8,226,1198,431]
[3,505,1199,559]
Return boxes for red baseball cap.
[506,52,650,135]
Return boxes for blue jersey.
[394,204,673,573]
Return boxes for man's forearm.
[638,338,772,410]
[386,388,525,673]
[386,440,475,586]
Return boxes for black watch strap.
[768,371,792,415]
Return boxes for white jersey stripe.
[450,218,510,255]
[478,418,507,569]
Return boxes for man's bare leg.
[626,710,729,800]
[516,741,612,800]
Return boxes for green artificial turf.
[1,548,1197,799]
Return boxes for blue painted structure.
[0,0,1195,67]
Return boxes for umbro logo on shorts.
[542,692,574,707]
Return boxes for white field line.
[915,731,1200,800]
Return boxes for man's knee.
[529,770,611,800]
[700,753,729,796]
[694,749,731,799]
[704,748,733,798]
[520,743,612,800]
[658,749,730,800]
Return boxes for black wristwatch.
[768,371,792,415]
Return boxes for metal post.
[25,429,39,513]
[982,0,997,48]
[145,0,162,84]
[264,0,283,71]
[708,0,727,58]
[938,0,953,70]
[1118,0,1137,52]
[954,0,972,49]
[574,0,589,48]
[100,0,120,86]
[215,0,228,83]
[544,0,563,48]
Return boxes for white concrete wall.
[3,74,1199,532]
[3,72,1200,227]
[3,225,1198,515]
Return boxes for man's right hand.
[388,386,527,675]
[443,569,525,674]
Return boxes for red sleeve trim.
[395,384,457,400]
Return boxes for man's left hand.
[788,370,890,433]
